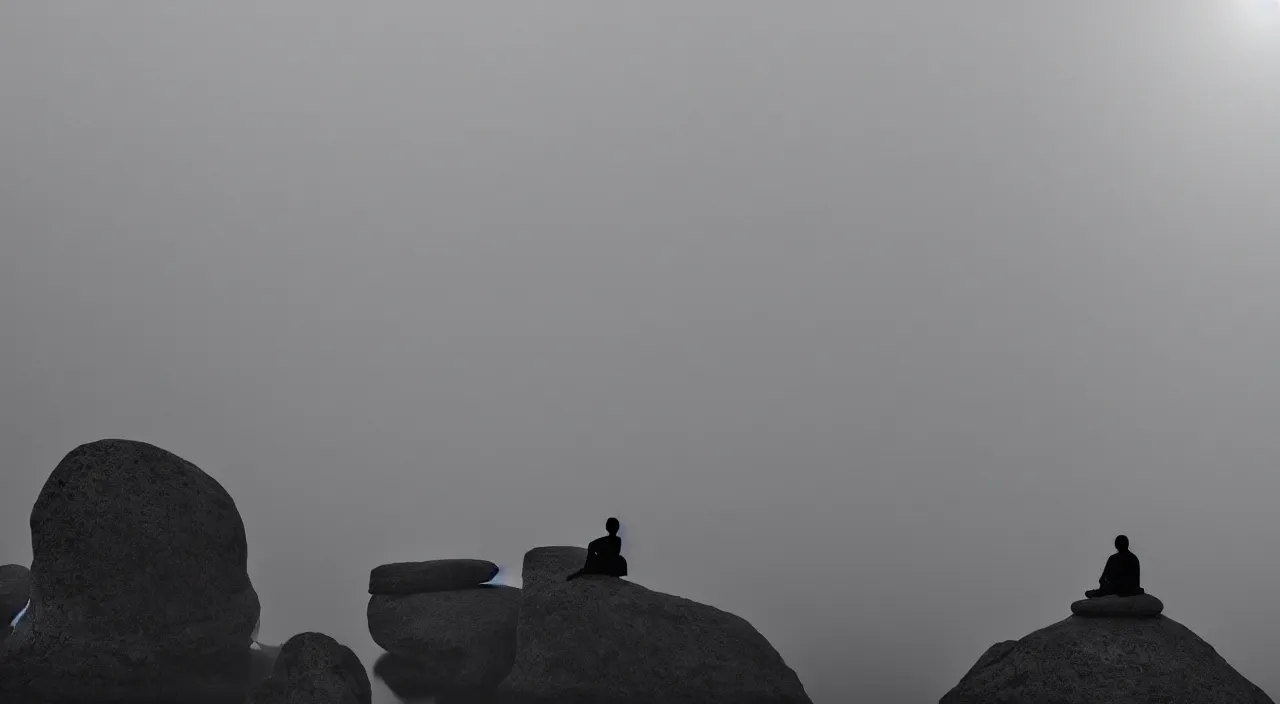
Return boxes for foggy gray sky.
[2,3,1278,702]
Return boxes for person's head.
[1115,534,1129,551]
[605,517,620,535]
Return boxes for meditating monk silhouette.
[566,517,628,581]
[1085,534,1143,598]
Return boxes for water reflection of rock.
[374,652,503,704]
[368,584,520,689]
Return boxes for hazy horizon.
[3,3,1279,702]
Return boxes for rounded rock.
[247,631,371,704]
[0,439,260,702]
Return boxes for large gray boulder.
[247,631,371,704]
[369,559,499,595]
[368,584,520,688]
[0,439,261,702]
[1070,592,1164,617]
[496,546,813,704]
[940,612,1273,704]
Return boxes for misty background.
[2,3,1278,702]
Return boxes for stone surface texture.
[495,546,813,704]
[940,613,1273,704]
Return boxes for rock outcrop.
[940,605,1273,704]
[1070,592,1164,617]
[369,559,500,594]
[0,439,261,702]
[496,546,813,704]
[958,640,1018,683]
[368,584,520,688]
[247,631,371,704]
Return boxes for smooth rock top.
[0,439,260,702]
[247,631,371,704]
[0,564,30,628]
[369,559,499,595]
[940,613,1273,704]
[1070,592,1164,618]
[497,546,813,704]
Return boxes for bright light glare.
[8,599,29,628]
[1230,0,1280,31]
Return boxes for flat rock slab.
[368,584,520,688]
[1070,592,1164,618]
[369,559,499,595]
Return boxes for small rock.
[247,631,371,704]
[1070,592,1164,618]
[368,584,519,688]
[369,559,499,595]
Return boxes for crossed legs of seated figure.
[1085,585,1145,599]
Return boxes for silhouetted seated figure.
[1085,534,1143,598]
[566,517,628,581]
